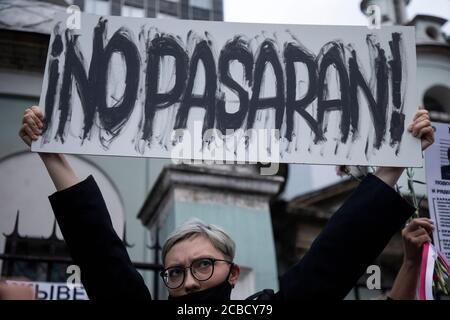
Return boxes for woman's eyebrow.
[166,255,219,267]
[165,261,185,268]
[191,255,217,261]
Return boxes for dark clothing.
[49,173,414,300]
[275,173,413,300]
[49,176,151,300]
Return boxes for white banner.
[32,13,421,166]
[425,122,450,262]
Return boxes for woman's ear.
[228,264,240,286]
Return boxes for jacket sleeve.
[49,175,152,300]
[275,173,415,300]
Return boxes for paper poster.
[425,122,450,262]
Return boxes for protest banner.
[32,13,421,166]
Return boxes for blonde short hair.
[162,218,235,265]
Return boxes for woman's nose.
[183,269,201,293]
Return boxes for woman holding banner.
[18,106,434,300]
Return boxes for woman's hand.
[19,106,44,147]
[408,109,434,151]
[374,108,435,187]
[18,106,79,191]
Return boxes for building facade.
[74,0,223,20]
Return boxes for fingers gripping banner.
[32,13,421,166]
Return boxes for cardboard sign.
[33,13,421,166]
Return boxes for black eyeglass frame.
[160,257,234,289]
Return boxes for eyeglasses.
[160,257,233,289]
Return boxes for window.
[423,85,450,123]
[157,12,177,19]
[158,0,180,17]
[190,0,212,10]
[423,85,450,113]
[84,0,110,15]
[426,26,439,41]
[122,4,145,17]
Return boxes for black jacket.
[49,173,414,300]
